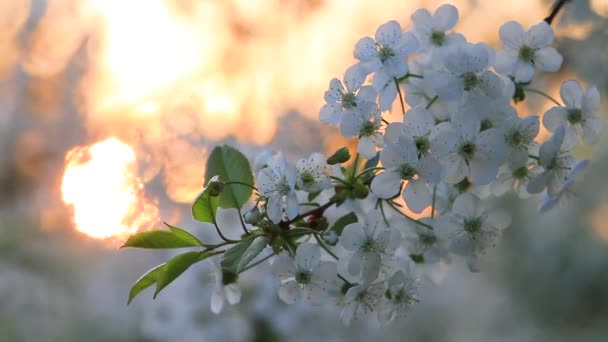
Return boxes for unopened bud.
[352,182,369,199]
[243,207,261,224]
[322,230,339,246]
[327,147,351,165]
[207,176,225,197]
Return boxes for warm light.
[61,138,157,239]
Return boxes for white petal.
[344,64,366,92]
[560,80,583,108]
[286,192,299,220]
[534,47,562,72]
[393,31,420,56]
[340,223,365,251]
[526,21,554,49]
[375,20,402,47]
[358,136,378,159]
[301,283,326,305]
[385,122,406,143]
[403,180,431,213]
[278,280,300,304]
[486,210,512,230]
[266,195,282,223]
[432,4,459,31]
[539,126,565,167]
[430,122,458,156]
[354,37,379,62]
[426,71,464,101]
[417,156,442,183]
[210,286,225,314]
[499,21,525,49]
[272,253,297,279]
[543,106,568,131]
[324,78,344,103]
[359,251,382,282]
[378,79,398,111]
[411,8,433,32]
[582,116,603,144]
[469,159,499,185]
[319,104,342,125]
[371,171,402,199]
[404,106,434,136]
[224,284,241,304]
[340,113,361,138]
[527,172,549,194]
[443,155,468,184]
[582,86,600,115]
[312,261,338,286]
[452,192,481,218]
[494,49,517,75]
[513,62,535,83]
[296,242,321,271]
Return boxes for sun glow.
[61,138,158,239]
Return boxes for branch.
[544,0,571,25]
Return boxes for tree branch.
[544,0,571,25]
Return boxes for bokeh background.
[1,0,607,341]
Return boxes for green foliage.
[221,237,268,274]
[192,175,221,223]
[127,251,213,304]
[329,212,358,235]
[327,147,351,165]
[206,145,254,209]
[121,225,203,249]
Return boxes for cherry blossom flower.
[296,153,331,193]
[257,153,299,223]
[340,101,384,159]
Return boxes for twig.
[544,0,571,25]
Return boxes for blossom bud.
[352,182,369,199]
[326,147,351,165]
[322,230,339,246]
[243,207,261,224]
[207,176,225,197]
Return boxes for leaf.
[154,251,212,298]
[330,212,358,235]
[206,145,254,209]
[220,237,264,274]
[307,191,321,202]
[236,237,269,273]
[127,263,165,304]
[192,176,221,223]
[121,229,203,249]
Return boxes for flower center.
[399,164,418,181]
[414,136,431,155]
[506,129,526,148]
[512,166,529,179]
[300,171,315,186]
[567,108,583,124]
[455,177,472,192]
[360,121,377,137]
[464,217,483,235]
[341,92,357,109]
[362,237,380,253]
[458,141,476,161]
[378,45,395,62]
[295,270,312,284]
[519,45,535,63]
[462,72,480,91]
[480,119,493,131]
[276,178,292,195]
[431,30,445,46]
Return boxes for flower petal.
[534,47,562,72]
[525,21,554,49]
[499,21,525,49]
[403,180,431,213]
[278,280,300,304]
[375,20,402,47]
[560,80,583,108]
[341,223,365,251]
[354,36,378,62]
[542,106,568,131]
[371,171,402,199]
[452,192,480,218]
[432,4,459,31]
[296,242,321,271]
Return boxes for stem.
[283,200,336,226]
[330,176,349,186]
[431,185,437,219]
[213,222,239,243]
[425,95,438,110]
[338,274,353,286]
[350,153,360,180]
[529,154,540,161]
[544,0,570,25]
[237,208,250,235]
[224,181,258,192]
[377,199,391,227]
[406,73,423,79]
[313,234,339,260]
[524,87,562,106]
[240,253,274,273]
[353,166,386,181]
[386,201,434,230]
[394,77,407,116]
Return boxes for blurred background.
[0,0,607,341]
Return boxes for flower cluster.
[123,2,602,328]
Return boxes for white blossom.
[340,210,399,282]
[436,192,511,258]
[377,266,419,324]
[257,153,299,223]
[296,153,331,193]
[210,260,242,314]
[495,21,563,82]
[370,134,442,213]
[272,243,338,305]
[410,4,466,63]
[543,80,603,148]
[539,159,589,212]
[340,101,384,159]
[340,282,384,326]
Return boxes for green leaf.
[221,238,260,274]
[330,212,358,235]
[192,177,221,223]
[236,237,269,273]
[154,251,212,298]
[121,229,203,249]
[307,191,321,202]
[206,145,254,209]
[127,263,165,304]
